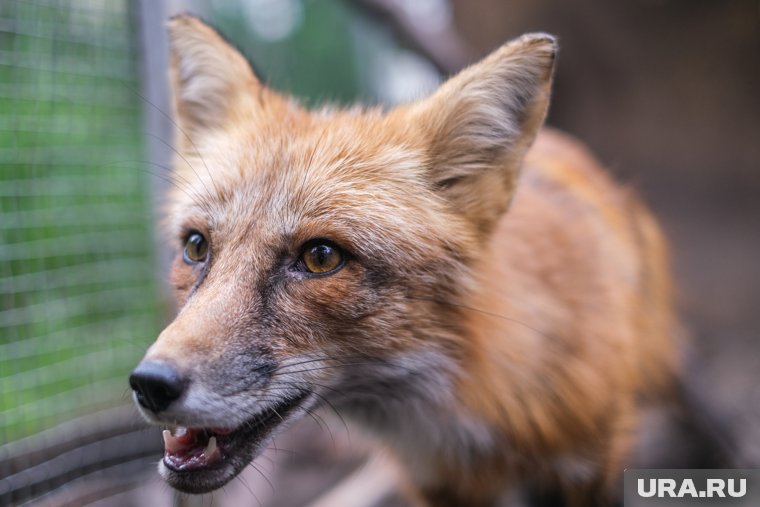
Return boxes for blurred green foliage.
[211,0,361,105]
[0,0,162,440]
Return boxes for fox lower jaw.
[144,388,315,494]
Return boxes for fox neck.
[334,347,508,478]
[327,259,520,483]
[326,220,586,486]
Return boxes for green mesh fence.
[0,0,162,444]
[0,1,438,503]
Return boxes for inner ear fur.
[411,33,557,237]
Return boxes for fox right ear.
[409,34,556,238]
[167,15,260,141]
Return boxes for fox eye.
[183,232,209,264]
[298,241,344,275]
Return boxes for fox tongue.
[162,428,222,471]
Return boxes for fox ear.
[412,34,557,236]
[167,15,260,140]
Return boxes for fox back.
[129,16,678,507]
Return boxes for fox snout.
[129,315,279,424]
[129,360,185,413]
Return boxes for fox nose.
[129,360,186,413]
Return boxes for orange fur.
[133,16,678,506]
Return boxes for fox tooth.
[204,436,217,456]
[162,429,183,453]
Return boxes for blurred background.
[0,0,757,505]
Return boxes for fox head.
[129,15,555,494]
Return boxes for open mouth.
[159,390,311,493]
[162,426,230,472]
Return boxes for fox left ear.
[411,34,557,237]
[167,15,261,144]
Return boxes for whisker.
[146,133,217,207]
[124,83,221,201]
[269,361,419,378]
[247,460,275,497]
[134,159,204,198]
[263,379,351,442]
[402,294,560,343]
[302,405,335,448]
[306,389,350,445]
[103,159,206,211]
[269,354,378,374]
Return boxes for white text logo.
[637,478,746,499]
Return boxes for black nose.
[129,361,185,413]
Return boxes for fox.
[128,15,679,507]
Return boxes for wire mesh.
[0,0,164,499]
[0,1,448,504]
